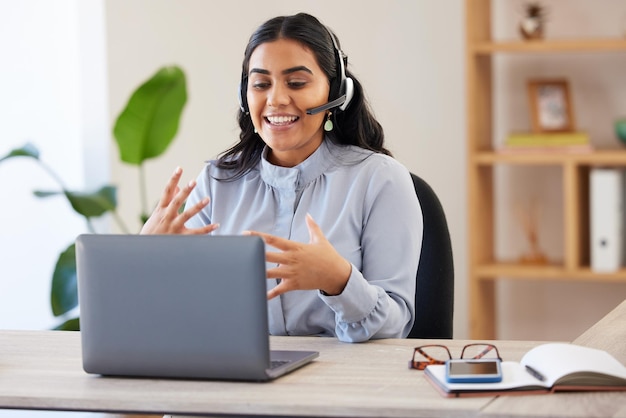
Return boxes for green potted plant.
[0,65,187,330]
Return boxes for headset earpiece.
[326,27,353,112]
[339,77,354,112]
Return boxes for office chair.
[407,173,454,339]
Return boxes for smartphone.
[445,358,503,383]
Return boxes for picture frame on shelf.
[527,79,575,133]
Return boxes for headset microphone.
[306,95,347,115]
[305,75,354,115]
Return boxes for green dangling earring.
[324,112,333,132]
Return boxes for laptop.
[75,234,318,381]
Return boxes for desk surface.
[482,299,626,418]
[0,300,624,418]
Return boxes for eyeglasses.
[408,343,502,370]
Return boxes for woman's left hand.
[245,214,352,299]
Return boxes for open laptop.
[75,234,318,381]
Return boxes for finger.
[244,230,295,251]
[169,178,197,213]
[305,213,324,244]
[264,251,299,268]
[267,281,290,299]
[265,264,296,280]
[184,223,220,235]
[267,287,280,299]
[178,197,210,224]
[158,167,183,208]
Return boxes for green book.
[506,132,589,147]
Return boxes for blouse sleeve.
[319,160,422,342]
[183,164,213,229]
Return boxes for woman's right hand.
[140,167,219,235]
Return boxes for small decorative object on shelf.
[615,118,626,146]
[519,2,546,40]
[527,78,575,133]
[517,200,548,265]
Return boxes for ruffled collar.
[259,138,338,191]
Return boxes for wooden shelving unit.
[466,0,626,339]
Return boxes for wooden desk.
[0,333,536,417]
[481,299,626,418]
[0,300,624,418]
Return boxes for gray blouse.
[185,138,422,342]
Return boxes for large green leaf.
[113,66,187,165]
[51,243,77,317]
[53,317,79,331]
[34,185,117,218]
[0,143,40,163]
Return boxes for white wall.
[0,1,109,417]
[0,0,109,332]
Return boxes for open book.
[424,343,626,398]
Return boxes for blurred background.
[2,0,626,373]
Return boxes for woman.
[141,13,422,343]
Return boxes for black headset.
[238,25,354,116]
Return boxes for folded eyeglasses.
[408,343,502,370]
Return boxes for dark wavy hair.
[216,13,389,178]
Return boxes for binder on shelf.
[590,168,625,273]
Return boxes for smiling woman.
[246,38,330,167]
[140,12,423,344]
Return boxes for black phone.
[445,358,503,383]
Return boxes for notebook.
[75,234,318,381]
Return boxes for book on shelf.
[506,131,589,146]
[497,131,593,154]
[424,343,626,398]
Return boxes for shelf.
[472,38,626,55]
[472,149,626,165]
[475,263,626,282]
[465,0,626,339]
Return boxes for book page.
[520,343,626,387]
[425,361,549,392]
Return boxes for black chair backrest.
[407,173,454,339]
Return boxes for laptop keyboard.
[270,360,290,369]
